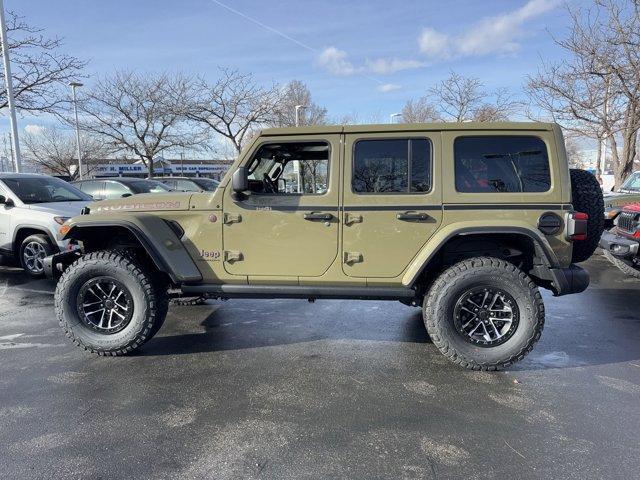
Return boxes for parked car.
[603,171,640,228]
[48,122,604,370]
[159,176,219,192]
[600,203,640,278]
[0,173,91,277]
[72,177,171,201]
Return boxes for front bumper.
[43,250,81,281]
[599,230,639,259]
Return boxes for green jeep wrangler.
[47,122,604,370]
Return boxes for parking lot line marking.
[7,286,54,295]
[504,440,526,459]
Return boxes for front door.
[342,133,442,278]
[223,135,340,277]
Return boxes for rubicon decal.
[94,201,182,212]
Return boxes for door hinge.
[344,213,363,225]
[344,251,363,265]
[224,213,242,225]
[224,250,243,263]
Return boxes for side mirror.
[0,195,14,207]
[232,167,249,193]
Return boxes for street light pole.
[69,81,84,179]
[0,0,22,172]
[390,113,402,124]
[295,104,307,127]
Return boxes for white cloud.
[365,58,425,75]
[317,47,424,77]
[24,124,46,135]
[377,83,402,93]
[316,47,360,76]
[418,0,559,59]
[418,28,451,59]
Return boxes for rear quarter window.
[454,136,551,193]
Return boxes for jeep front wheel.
[55,251,167,356]
[423,257,544,371]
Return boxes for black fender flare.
[404,226,561,288]
[64,217,202,284]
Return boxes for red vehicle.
[600,203,640,278]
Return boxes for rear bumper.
[599,230,639,259]
[548,265,590,296]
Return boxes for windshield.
[191,178,219,191]
[128,180,170,194]
[620,172,640,192]
[2,176,91,204]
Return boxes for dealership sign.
[95,162,229,175]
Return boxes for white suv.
[0,174,91,277]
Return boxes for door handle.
[304,212,334,221]
[344,213,363,225]
[396,211,430,221]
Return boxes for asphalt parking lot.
[0,253,639,479]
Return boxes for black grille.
[618,211,638,232]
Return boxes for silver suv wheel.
[23,241,47,274]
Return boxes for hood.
[604,192,640,206]
[90,192,192,214]
[28,201,89,217]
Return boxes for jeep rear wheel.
[55,251,167,356]
[570,169,605,263]
[423,257,544,371]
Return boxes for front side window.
[620,172,640,192]
[247,141,329,195]
[174,179,201,192]
[455,136,551,193]
[128,180,170,194]
[103,181,131,199]
[3,176,91,204]
[352,139,431,194]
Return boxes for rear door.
[342,132,442,278]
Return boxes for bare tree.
[402,72,519,123]
[527,0,640,186]
[23,126,112,179]
[429,72,485,122]
[188,69,280,154]
[270,80,327,127]
[71,71,200,178]
[401,97,439,123]
[0,11,86,114]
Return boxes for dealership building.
[92,158,233,180]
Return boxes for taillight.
[567,212,588,241]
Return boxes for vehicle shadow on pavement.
[139,302,431,357]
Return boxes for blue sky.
[8,0,585,134]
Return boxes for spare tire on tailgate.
[570,169,604,263]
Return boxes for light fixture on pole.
[0,0,22,173]
[390,113,402,124]
[295,104,307,127]
[69,81,84,179]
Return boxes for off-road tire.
[603,250,640,279]
[20,234,54,278]
[423,257,545,371]
[570,169,605,263]
[55,250,167,356]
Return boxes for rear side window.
[454,136,551,193]
[352,138,431,194]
